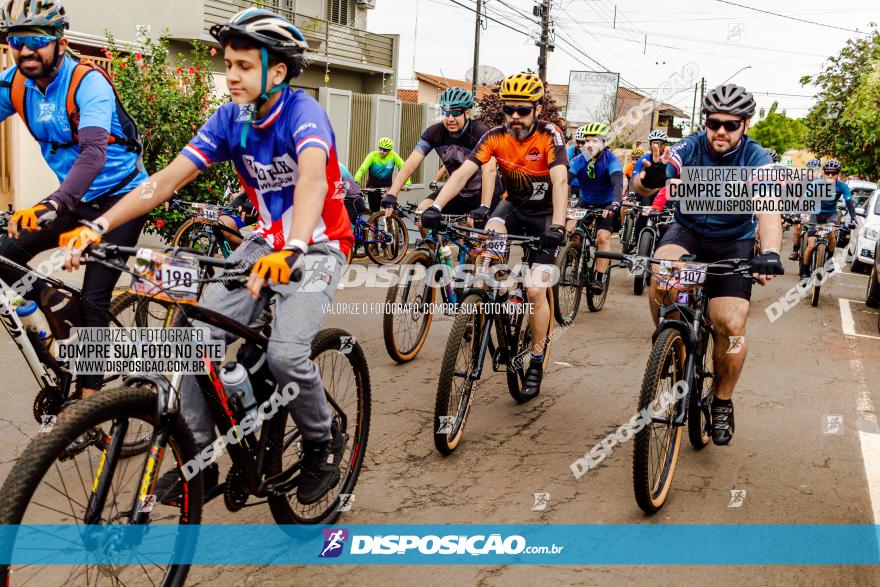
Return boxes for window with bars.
[327,0,351,26]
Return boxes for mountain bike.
[632,207,674,296]
[597,250,758,514]
[382,204,475,363]
[352,188,409,265]
[799,221,845,307]
[0,210,151,454]
[620,194,640,254]
[0,242,371,586]
[433,224,554,455]
[170,198,246,258]
[553,206,610,325]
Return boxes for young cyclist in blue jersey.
[339,162,369,225]
[0,0,148,399]
[632,84,784,446]
[59,8,354,505]
[799,158,857,278]
[568,122,624,294]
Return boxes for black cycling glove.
[749,251,784,275]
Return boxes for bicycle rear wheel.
[267,328,371,525]
[434,294,484,455]
[506,287,555,403]
[633,328,686,514]
[366,212,409,265]
[383,248,437,362]
[810,243,827,307]
[553,242,582,325]
[0,386,202,587]
[172,218,217,255]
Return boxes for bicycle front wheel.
[553,242,582,325]
[366,212,409,265]
[0,386,202,587]
[383,248,437,362]
[633,328,686,514]
[434,294,484,455]
[810,243,827,307]
[172,218,217,254]
[688,326,715,450]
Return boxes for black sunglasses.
[503,104,535,117]
[705,118,744,132]
[442,108,466,118]
[823,169,839,176]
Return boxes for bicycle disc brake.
[33,387,64,423]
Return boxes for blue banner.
[1,524,879,565]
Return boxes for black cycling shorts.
[807,213,838,236]
[424,188,502,217]
[595,212,620,234]
[488,200,557,266]
[657,222,755,301]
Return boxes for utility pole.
[537,0,552,82]
[698,77,706,128]
[471,0,482,96]
[690,82,698,134]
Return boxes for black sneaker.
[154,462,220,507]
[788,251,799,261]
[590,276,606,295]
[710,398,735,446]
[297,425,343,505]
[520,359,544,401]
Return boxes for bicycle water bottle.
[16,300,54,351]
[438,245,456,299]
[220,362,257,419]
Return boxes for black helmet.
[702,84,756,118]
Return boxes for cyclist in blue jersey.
[59,8,354,505]
[0,0,148,398]
[788,158,822,260]
[568,122,624,294]
[799,158,857,278]
[632,84,784,446]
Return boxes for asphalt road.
[2,233,880,586]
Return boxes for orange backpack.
[0,57,141,154]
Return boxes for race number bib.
[130,249,199,304]
[529,182,549,201]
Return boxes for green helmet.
[0,0,69,33]
[579,122,609,138]
[439,87,474,110]
[377,137,394,150]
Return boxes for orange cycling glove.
[250,249,304,285]
[10,202,57,232]
[59,225,103,251]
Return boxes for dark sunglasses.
[8,35,57,51]
[575,140,585,146]
[502,104,535,117]
[442,108,466,118]
[705,118,744,132]
[823,169,840,176]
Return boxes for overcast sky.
[366,0,880,118]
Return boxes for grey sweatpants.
[180,236,344,447]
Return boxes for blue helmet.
[823,158,841,171]
[806,158,821,169]
[439,87,475,111]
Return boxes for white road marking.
[839,297,880,523]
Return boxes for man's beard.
[18,55,54,80]
[504,120,534,140]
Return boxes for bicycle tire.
[506,287,555,403]
[586,248,610,312]
[267,328,371,525]
[811,243,827,307]
[553,242,582,325]
[434,293,483,455]
[383,248,437,362]
[687,326,715,450]
[365,212,409,265]
[633,328,686,515]
[622,214,635,254]
[633,230,654,296]
[0,386,203,587]
[171,218,216,254]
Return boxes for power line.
[715,0,866,34]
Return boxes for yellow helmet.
[499,72,544,103]
[631,147,645,159]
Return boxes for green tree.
[747,101,807,153]
[105,34,238,241]
[800,27,880,176]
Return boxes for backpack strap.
[0,70,36,140]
